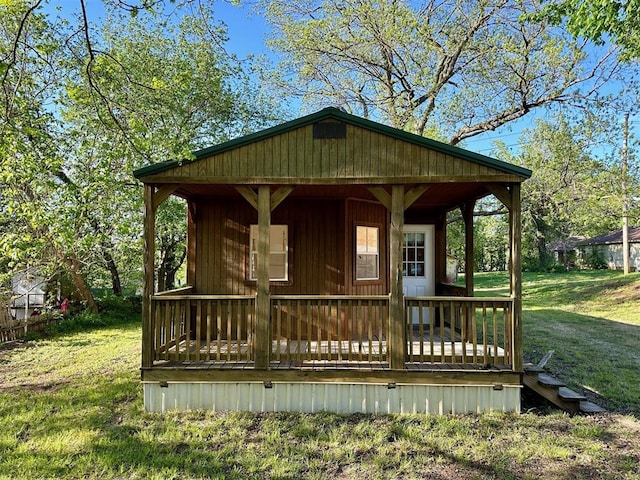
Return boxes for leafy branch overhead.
[263,0,626,144]
[0,1,278,305]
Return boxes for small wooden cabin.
[134,108,531,414]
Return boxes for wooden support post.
[142,185,156,369]
[434,212,447,287]
[255,186,271,370]
[187,201,196,287]
[389,185,405,370]
[463,200,475,296]
[463,200,475,343]
[510,184,523,372]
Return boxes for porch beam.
[235,186,259,210]
[389,185,406,370]
[404,185,430,209]
[255,186,271,370]
[152,184,180,211]
[270,186,295,212]
[487,184,512,210]
[142,184,156,369]
[509,183,523,372]
[367,186,391,210]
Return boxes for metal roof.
[577,227,640,246]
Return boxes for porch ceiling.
[173,183,492,212]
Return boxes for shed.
[134,107,531,414]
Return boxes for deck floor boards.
[153,329,509,371]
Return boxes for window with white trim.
[356,225,379,280]
[249,225,288,281]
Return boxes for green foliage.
[495,114,626,270]
[582,246,609,270]
[540,0,640,60]
[1,3,280,306]
[262,0,627,144]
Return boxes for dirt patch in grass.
[607,280,640,303]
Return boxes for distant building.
[11,269,46,319]
[547,236,586,269]
[576,227,640,271]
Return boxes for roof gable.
[134,107,532,181]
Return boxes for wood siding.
[193,198,346,296]
[146,124,523,183]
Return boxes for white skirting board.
[143,382,521,415]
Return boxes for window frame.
[249,224,289,282]
[354,223,381,283]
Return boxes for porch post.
[434,212,447,286]
[510,184,523,372]
[142,184,155,369]
[463,200,475,295]
[390,185,405,370]
[255,186,271,369]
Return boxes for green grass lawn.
[471,270,640,414]
[1,273,639,479]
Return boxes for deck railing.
[148,294,514,369]
[405,296,513,367]
[270,295,389,363]
[150,294,255,362]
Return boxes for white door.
[402,225,435,324]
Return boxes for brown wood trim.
[255,186,271,369]
[463,200,475,296]
[235,186,258,210]
[270,186,295,212]
[142,175,525,185]
[142,367,521,386]
[487,184,512,209]
[154,286,194,297]
[142,185,156,369]
[352,221,385,286]
[152,184,180,210]
[510,183,523,372]
[404,185,430,209]
[367,186,391,210]
[389,185,405,370]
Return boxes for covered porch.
[135,108,530,413]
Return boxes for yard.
[0,271,639,479]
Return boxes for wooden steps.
[523,366,606,415]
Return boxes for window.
[403,232,425,277]
[249,225,288,281]
[356,225,379,280]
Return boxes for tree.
[1,2,279,310]
[262,0,625,144]
[495,115,624,269]
[539,0,640,60]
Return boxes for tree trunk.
[65,255,99,314]
[103,250,122,296]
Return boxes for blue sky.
[46,0,636,160]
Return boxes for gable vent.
[313,121,347,139]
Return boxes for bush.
[45,294,141,336]
[584,247,608,270]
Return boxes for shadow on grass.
[2,373,638,479]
